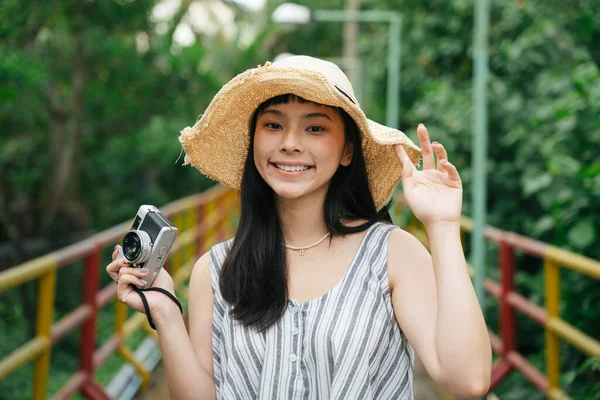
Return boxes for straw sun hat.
[178,55,422,210]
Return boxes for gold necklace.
[283,232,331,256]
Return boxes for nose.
[279,126,304,153]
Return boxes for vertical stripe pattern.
[210,222,414,399]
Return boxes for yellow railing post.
[33,268,57,400]
[227,189,239,237]
[196,202,206,257]
[172,213,183,277]
[545,258,561,394]
[217,192,226,242]
[119,346,151,389]
[116,300,152,389]
[186,207,196,264]
[206,199,217,249]
[115,301,127,335]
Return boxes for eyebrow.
[262,109,332,121]
[305,112,332,121]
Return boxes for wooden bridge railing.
[1,187,598,400]
[0,185,238,399]
[394,196,600,400]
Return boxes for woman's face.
[253,99,352,203]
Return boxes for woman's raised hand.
[393,124,463,228]
[106,245,176,320]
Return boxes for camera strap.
[131,285,183,330]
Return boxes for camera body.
[118,205,178,288]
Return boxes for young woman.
[106,55,491,399]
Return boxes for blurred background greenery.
[1,0,599,398]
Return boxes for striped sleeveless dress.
[209,221,415,399]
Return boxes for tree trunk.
[7,20,87,336]
[41,32,86,234]
[0,175,37,335]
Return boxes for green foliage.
[0,0,276,398]
[1,0,599,398]
[270,0,599,398]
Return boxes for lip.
[270,161,314,167]
[269,162,314,175]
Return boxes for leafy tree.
[267,0,599,397]
[1,0,598,398]
[0,0,277,397]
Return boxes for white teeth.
[275,164,311,172]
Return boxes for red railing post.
[500,240,516,353]
[79,246,113,399]
[490,240,517,390]
[80,379,113,400]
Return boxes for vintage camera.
[117,205,178,288]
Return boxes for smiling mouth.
[272,163,314,172]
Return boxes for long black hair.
[220,94,392,332]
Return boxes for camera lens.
[123,233,140,259]
[122,230,151,264]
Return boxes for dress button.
[291,306,299,314]
[290,354,298,362]
[292,327,299,335]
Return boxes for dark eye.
[265,122,282,130]
[307,126,324,133]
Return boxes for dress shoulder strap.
[366,222,400,300]
[209,238,234,281]
[208,238,234,390]
[209,238,234,320]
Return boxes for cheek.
[313,138,345,168]
[253,132,272,166]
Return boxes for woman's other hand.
[393,124,463,229]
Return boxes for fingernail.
[432,141,438,145]
[140,268,148,273]
[114,244,119,250]
[140,279,148,285]
[418,123,424,127]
